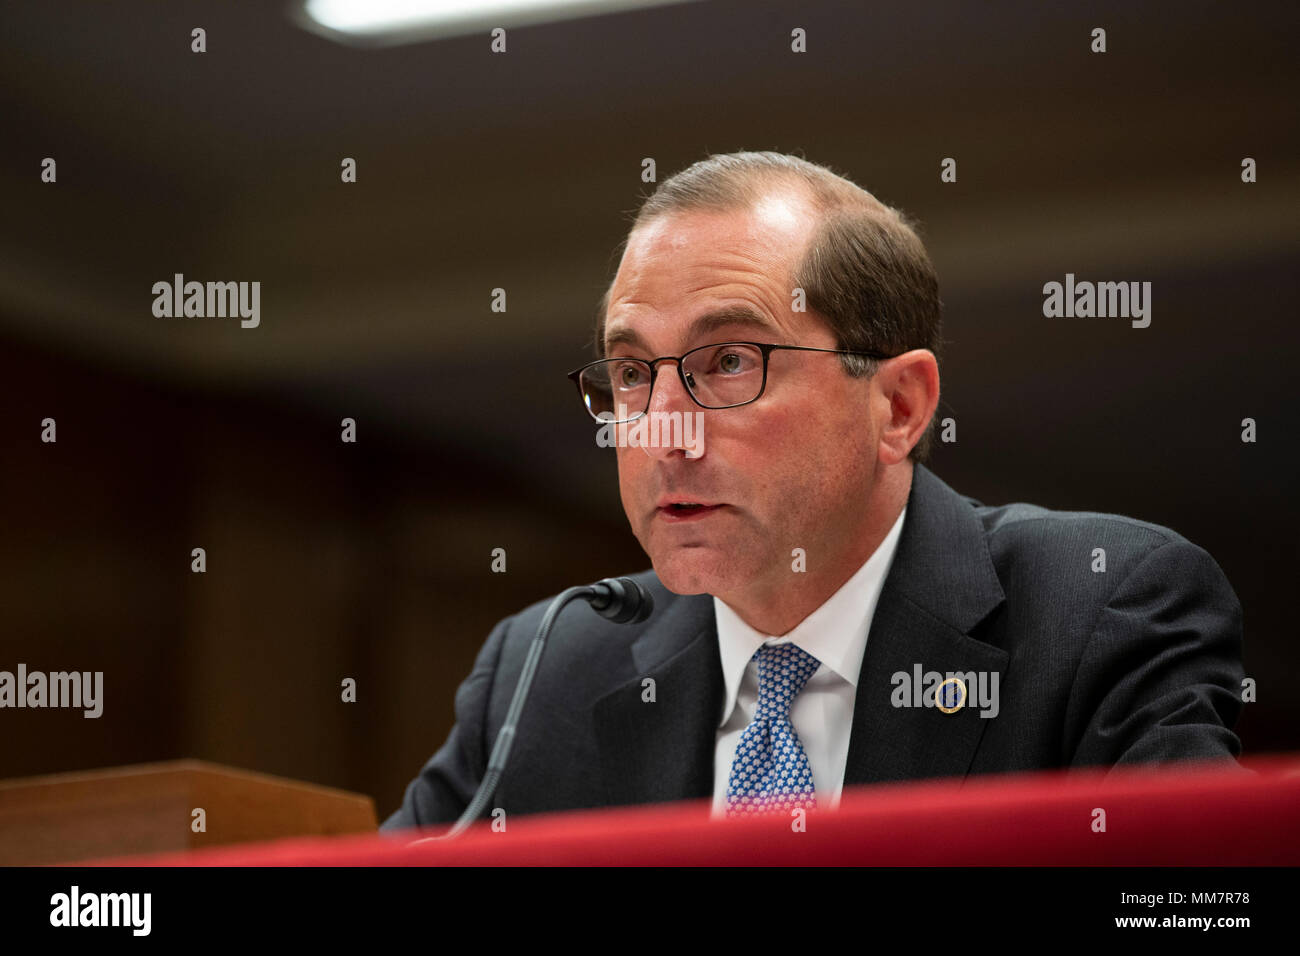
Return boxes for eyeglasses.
[567,341,898,424]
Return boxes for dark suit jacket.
[381,464,1245,830]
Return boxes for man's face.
[603,191,882,604]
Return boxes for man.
[381,151,1244,830]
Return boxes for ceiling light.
[298,0,699,47]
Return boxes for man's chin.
[649,548,740,597]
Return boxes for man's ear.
[876,350,940,465]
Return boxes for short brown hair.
[594,150,944,464]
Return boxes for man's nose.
[639,360,706,460]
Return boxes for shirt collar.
[712,505,908,729]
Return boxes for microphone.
[430,577,653,839]
[587,575,654,624]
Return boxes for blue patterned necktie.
[725,642,822,817]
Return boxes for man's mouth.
[655,501,726,522]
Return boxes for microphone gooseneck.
[434,577,653,839]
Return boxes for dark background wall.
[0,0,1296,819]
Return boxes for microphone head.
[587,576,654,624]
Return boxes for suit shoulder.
[955,493,1236,653]
[974,497,1184,545]
[968,495,1193,577]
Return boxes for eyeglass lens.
[579,343,764,420]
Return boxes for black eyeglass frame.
[566,341,901,423]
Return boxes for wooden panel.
[0,760,376,865]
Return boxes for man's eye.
[713,350,751,374]
[616,364,644,387]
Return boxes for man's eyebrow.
[688,306,780,341]
[604,305,780,354]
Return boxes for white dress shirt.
[710,505,908,817]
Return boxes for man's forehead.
[603,188,821,349]
[604,304,784,352]
[610,194,814,300]
[625,189,815,257]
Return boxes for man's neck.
[721,461,913,636]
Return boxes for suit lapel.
[844,464,1008,785]
[592,591,721,807]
